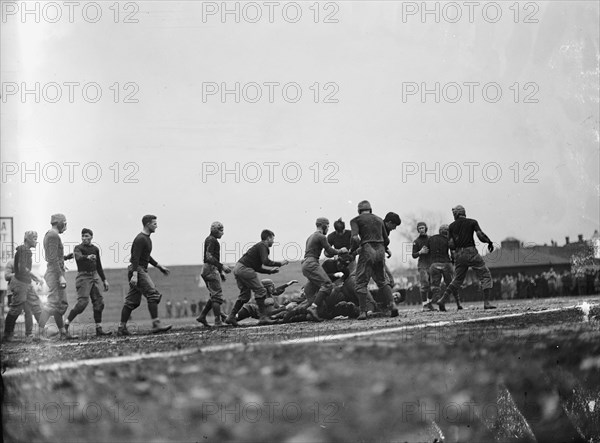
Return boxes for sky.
[1,1,599,271]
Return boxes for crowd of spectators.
[493,268,600,299]
[402,267,599,305]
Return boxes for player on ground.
[2,232,44,342]
[412,221,433,311]
[197,222,231,328]
[428,224,462,310]
[38,214,75,339]
[117,215,172,336]
[64,228,112,337]
[350,200,398,320]
[435,205,496,311]
[225,229,289,326]
[235,279,298,323]
[302,217,348,322]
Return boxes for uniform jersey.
[304,231,338,260]
[427,234,451,264]
[74,243,106,280]
[327,230,352,249]
[349,213,389,250]
[238,242,283,272]
[130,232,158,270]
[412,235,430,268]
[448,217,482,249]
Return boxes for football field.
[2,296,600,443]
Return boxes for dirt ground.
[2,296,600,443]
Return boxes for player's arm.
[45,234,62,267]
[259,245,288,273]
[322,235,344,258]
[129,237,144,285]
[4,263,14,281]
[94,246,109,291]
[349,219,361,253]
[382,223,390,248]
[474,222,494,252]
[412,240,421,259]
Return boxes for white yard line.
[3,304,591,377]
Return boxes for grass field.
[2,296,600,443]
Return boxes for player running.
[435,205,496,311]
[64,228,112,337]
[117,215,172,336]
[225,230,289,326]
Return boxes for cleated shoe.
[306,306,324,322]
[457,304,464,310]
[357,311,368,321]
[436,303,447,312]
[484,303,497,310]
[117,326,131,337]
[96,327,112,336]
[390,308,399,318]
[196,315,211,328]
[151,321,172,334]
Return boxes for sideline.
[3,303,592,377]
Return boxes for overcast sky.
[1,1,598,270]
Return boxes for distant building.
[484,231,599,278]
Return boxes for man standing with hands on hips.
[117,215,172,336]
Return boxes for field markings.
[3,303,591,378]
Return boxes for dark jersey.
[327,230,352,249]
[448,217,482,249]
[349,213,389,250]
[130,232,158,270]
[238,242,283,273]
[14,245,33,284]
[412,235,430,268]
[322,258,350,281]
[304,232,337,260]
[203,234,223,271]
[74,243,106,280]
[427,234,451,264]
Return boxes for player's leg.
[437,251,469,311]
[3,280,26,342]
[138,270,171,333]
[302,258,332,322]
[470,252,496,309]
[373,246,397,317]
[118,269,143,336]
[429,264,443,304]
[89,280,110,336]
[226,263,252,326]
[355,244,376,320]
